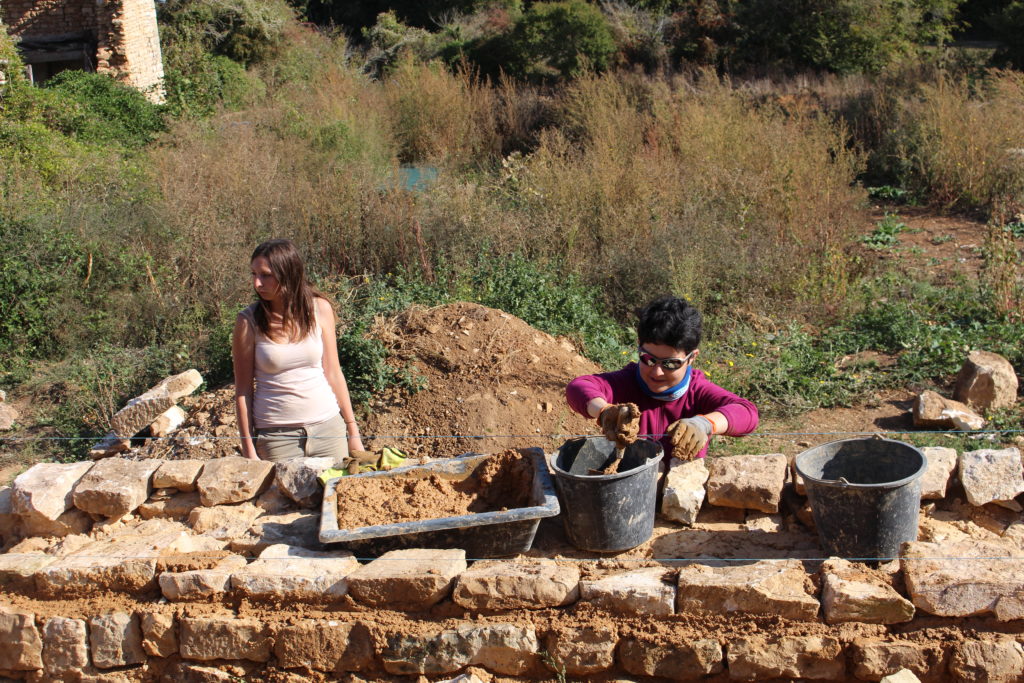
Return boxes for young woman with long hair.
[232,238,364,462]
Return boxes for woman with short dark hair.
[232,238,364,462]
[566,296,758,460]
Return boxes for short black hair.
[636,296,702,352]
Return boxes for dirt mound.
[136,302,601,461]
[361,302,601,458]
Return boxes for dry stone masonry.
[1,441,1024,681]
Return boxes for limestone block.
[19,507,93,538]
[903,538,1024,619]
[851,641,948,682]
[821,558,914,624]
[188,502,262,540]
[706,453,788,512]
[618,638,724,679]
[141,612,177,657]
[231,544,358,600]
[959,448,1024,510]
[42,617,89,675]
[227,511,320,554]
[110,369,202,437]
[12,461,93,522]
[950,639,1024,682]
[452,558,579,610]
[273,620,373,672]
[953,350,1019,412]
[913,390,985,430]
[178,616,271,662]
[138,491,201,521]
[745,511,784,532]
[881,670,923,683]
[347,548,467,609]
[255,480,293,514]
[661,457,708,525]
[153,460,204,491]
[159,555,247,600]
[89,612,145,669]
[197,457,273,506]
[0,401,17,430]
[727,635,845,680]
[677,559,819,621]
[545,625,617,676]
[89,432,132,458]
[150,405,187,438]
[72,457,162,518]
[0,553,56,591]
[0,485,16,543]
[579,567,675,616]
[920,447,958,500]
[382,623,538,676]
[0,609,43,670]
[37,519,192,594]
[275,457,335,508]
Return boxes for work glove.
[668,415,713,461]
[597,403,641,448]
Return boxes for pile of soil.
[335,450,534,529]
[134,387,241,460]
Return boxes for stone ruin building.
[0,0,163,101]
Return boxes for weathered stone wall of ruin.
[0,0,164,101]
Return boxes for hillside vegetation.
[0,0,1022,462]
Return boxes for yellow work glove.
[597,403,640,448]
[667,415,713,461]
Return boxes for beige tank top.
[242,304,340,429]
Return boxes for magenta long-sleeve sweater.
[565,363,759,459]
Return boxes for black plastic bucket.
[551,437,663,552]
[795,437,926,560]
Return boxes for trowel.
[568,436,620,475]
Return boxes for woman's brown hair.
[250,239,324,340]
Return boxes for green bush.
[159,0,295,66]
[163,53,266,116]
[989,1,1024,69]
[501,0,617,82]
[41,71,166,147]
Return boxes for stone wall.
[0,0,164,101]
[2,448,1024,681]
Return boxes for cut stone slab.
[188,502,262,540]
[452,558,579,610]
[920,447,958,500]
[545,625,617,676]
[0,401,18,430]
[138,491,201,521]
[953,350,1019,412]
[0,485,16,543]
[89,612,145,669]
[19,507,93,538]
[36,519,193,594]
[197,457,274,506]
[141,612,178,657]
[903,538,1024,619]
[382,623,538,676]
[347,548,467,610]
[275,457,336,508]
[820,558,914,624]
[661,457,709,525]
[851,641,948,682]
[159,555,247,601]
[706,453,788,512]
[579,567,675,616]
[880,669,922,683]
[677,559,819,621]
[150,405,187,438]
[618,638,724,679]
[949,639,1024,682]
[727,635,845,680]
[0,553,56,591]
[231,544,358,600]
[913,390,985,430]
[0,609,43,670]
[110,369,203,438]
[178,615,271,662]
[228,511,320,554]
[12,461,93,522]
[273,620,373,672]
[42,617,89,676]
[72,458,162,518]
[153,460,204,492]
[959,448,1024,510]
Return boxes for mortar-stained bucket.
[551,437,663,552]
[795,437,926,561]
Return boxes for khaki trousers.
[254,413,347,464]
